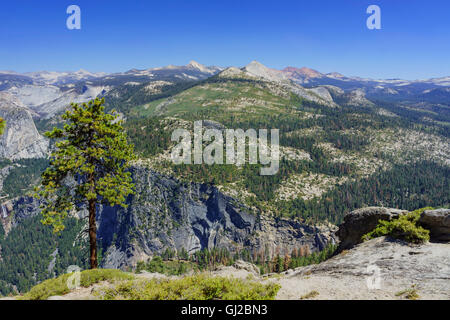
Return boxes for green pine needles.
[35,98,136,268]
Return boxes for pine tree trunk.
[89,198,98,269]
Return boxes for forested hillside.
[116,73,450,224]
[0,62,449,296]
[0,216,87,295]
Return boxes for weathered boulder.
[419,209,450,242]
[210,260,260,279]
[231,260,260,276]
[336,207,407,251]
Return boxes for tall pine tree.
[36,98,135,269]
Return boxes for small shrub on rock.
[362,208,432,244]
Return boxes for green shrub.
[395,285,420,300]
[136,256,196,276]
[97,274,280,300]
[300,290,319,300]
[21,269,134,300]
[362,207,432,244]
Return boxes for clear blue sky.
[1,0,449,80]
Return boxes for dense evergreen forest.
[0,216,87,295]
[276,161,450,223]
[1,158,49,198]
[135,243,337,276]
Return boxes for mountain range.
[2,60,449,102]
[0,60,448,295]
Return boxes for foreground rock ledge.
[274,237,450,300]
[3,237,448,300]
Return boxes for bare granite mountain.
[0,93,48,159]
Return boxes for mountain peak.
[282,66,323,78]
[187,60,208,72]
[187,60,222,74]
[247,60,263,65]
[326,72,345,78]
[188,60,203,68]
[245,61,268,70]
[244,61,288,82]
[75,68,91,74]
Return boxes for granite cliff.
[2,165,336,270]
[0,93,48,160]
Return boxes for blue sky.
[1,0,449,79]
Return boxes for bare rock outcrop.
[275,237,450,300]
[211,260,260,279]
[419,208,450,242]
[0,93,48,159]
[336,207,407,251]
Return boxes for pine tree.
[35,98,135,269]
[283,254,290,271]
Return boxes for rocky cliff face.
[0,93,48,160]
[5,165,336,269]
[98,165,336,268]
